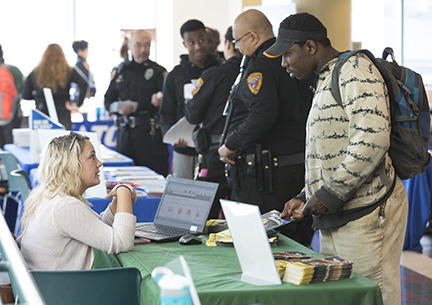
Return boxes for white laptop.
[220,199,282,286]
[135,177,218,242]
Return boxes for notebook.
[135,177,218,242]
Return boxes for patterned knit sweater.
[306,53,395,228]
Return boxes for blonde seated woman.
[20,131,137,270]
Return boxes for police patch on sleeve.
[192,78,204,96]
[144,68,154,80]
[247,72,263,94]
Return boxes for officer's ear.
[250,32,260,47]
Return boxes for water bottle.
[152,267,192,305]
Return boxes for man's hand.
[280,198,305,221]
[303,193,328,217]
[173,138,187,148]
[151,92,163,107]
[218,145,235,164]
[65,101,79,111]
[119,104,134,115]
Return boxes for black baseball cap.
[264,28,327,58]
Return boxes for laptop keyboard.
[136,224,188,236]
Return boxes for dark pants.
[198,145,231,219]
[116,124,169,177]
[0,110,22,148]
[231,163,314,247]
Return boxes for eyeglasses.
[69,131,84,151]
[232,32,252,46]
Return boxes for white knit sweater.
[21,194,136,270]
[307,53,395,214]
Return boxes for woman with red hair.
[22,44,88,129]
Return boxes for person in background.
[119,37,130,63]
[213,29,225,62]
[0,44,24,147]
[185,26,241,219]
[218,9,315,246]
[104,30,169,176]
[0,45,23,94]
[20,131,136,270]
[22,44,88,130]
[268,13,408,305]
[71,40,96,102]
[160,19,219,179]
[205,27,224,65]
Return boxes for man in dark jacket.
[104,30,169,176]
[71,40,96,102]
[159,19,219,179]
[218,9,314,245]
[185,26,241,218]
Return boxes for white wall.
[156,0,242,71]
[1,0,243,101]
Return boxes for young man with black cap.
[265,12,408,305]
[160,19,219,179]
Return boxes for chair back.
[10,169,32,235]
[0,150,21,192]
[10,169,31,202]
[31,267,142,305]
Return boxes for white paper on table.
[43,88,59,124]
[162,116,196,148]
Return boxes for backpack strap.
[330,49,377,107]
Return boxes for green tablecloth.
[94,235,383,305]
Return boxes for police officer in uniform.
[218,10,315,246]
[105,30,169,176]
[185,26,241,219]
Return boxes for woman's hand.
[65,101,79,111]
[106,184,136,215]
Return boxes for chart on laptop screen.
[157,181,214,225]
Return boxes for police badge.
[144,68,154,80]
[247,72,263,94]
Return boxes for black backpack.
[331,47,431,180]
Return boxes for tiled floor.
[311,230,432,305]
[400,232,432,305]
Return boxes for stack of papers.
[99,145,126,162]
[273,252,311,277]
[206,229,278,247]
[205,209,288,247]
[282,256,353,285]
[104,166,166,197]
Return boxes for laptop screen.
[154,177,218,232]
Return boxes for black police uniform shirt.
[104,59,167,117]
[185,56,241,141]
[159,52,219,156]
[224,38,313,157]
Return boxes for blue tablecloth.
[3,144,134,174]
[402,163,432,251]
[88,196,160,222]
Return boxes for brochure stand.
[220,199,282,286]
